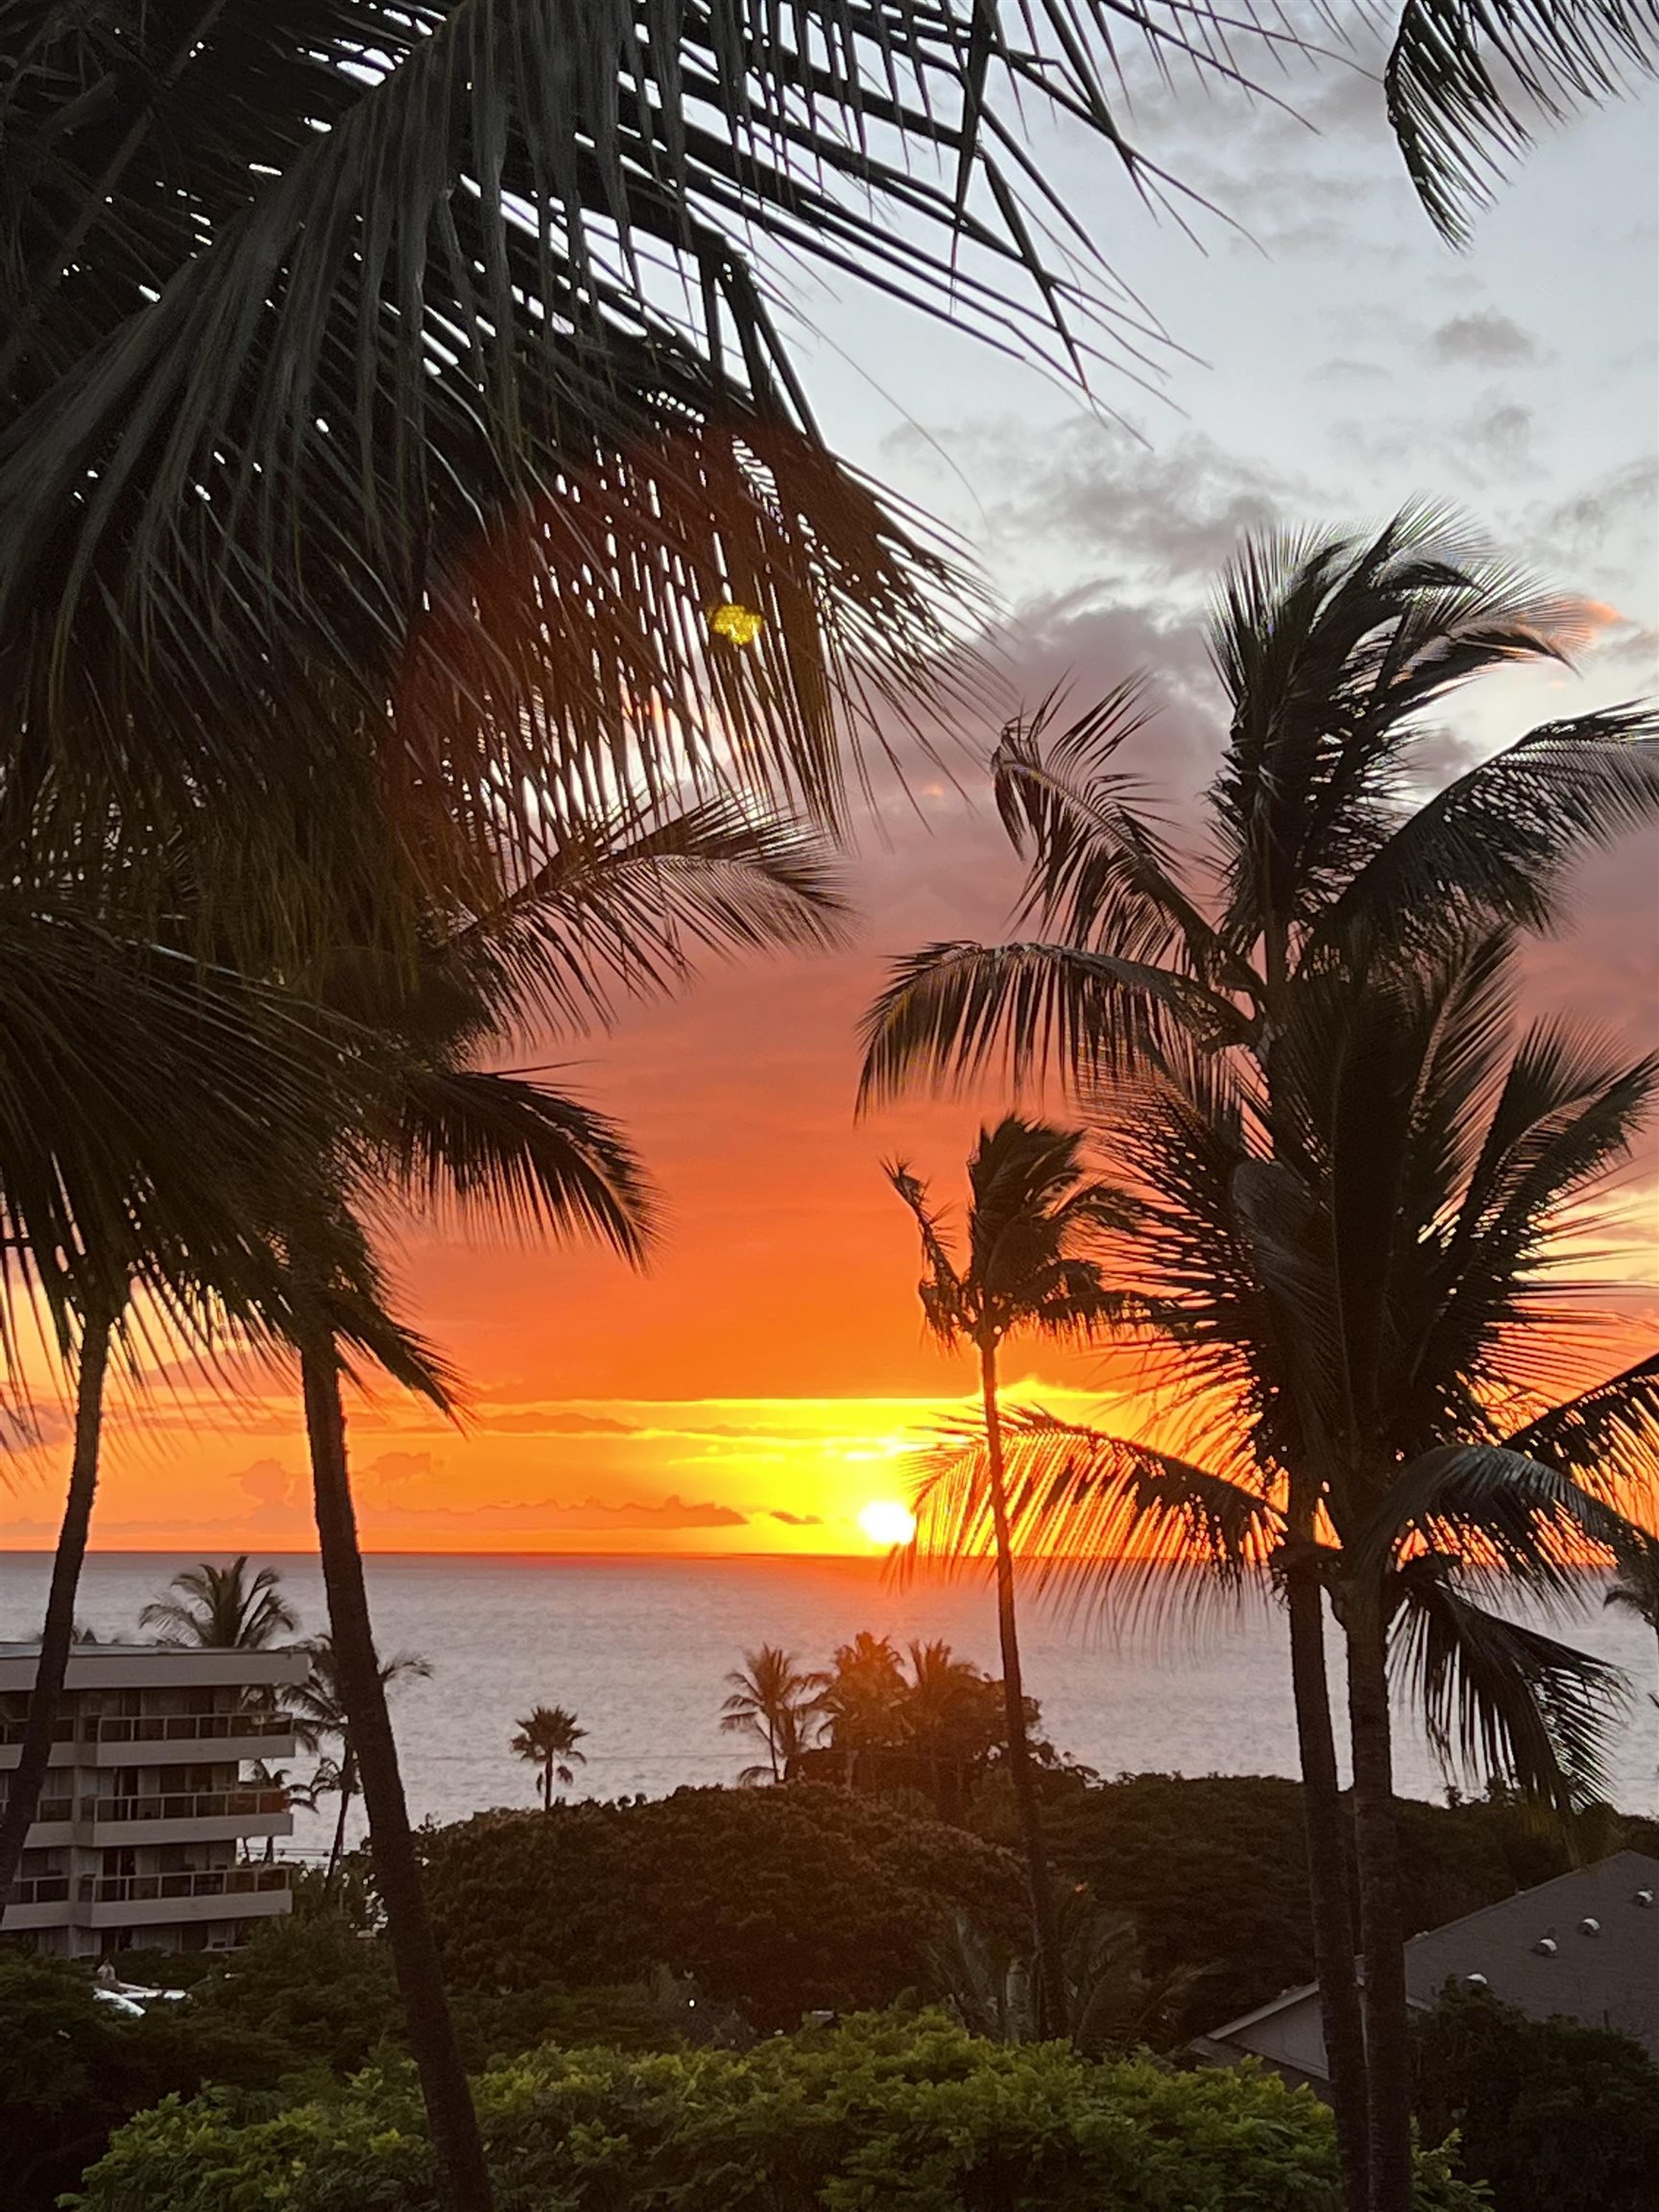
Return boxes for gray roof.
[1404,1849,1659,2057]
[1203,1850,1659,2067]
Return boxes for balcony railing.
[0,1794,73,1824]
[82,1788,289,1824]
[0,1709,295,1748]
[77,1864,292,1906]
[5,1874,69,1907]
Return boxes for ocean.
[4,1551,1654,1852]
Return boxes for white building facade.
[0,1642,306,1958]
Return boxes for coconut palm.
[901,928,1658,2212]
[286,1633,433,1885]
[5,6,1651,914]
[720,1647,825,1785]
[259,789,838,2205]
[0,884,430,1928]
[887,1116,1121,2035]
[510,1705,589,1812]
[140,1557,299,1650]
[811,1631,912,1787]
[862,511,1659,2210]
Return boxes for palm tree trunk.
[979,1335,1066,2041]
[325,1745,357,1889]
[1285,1531,1368,2211]
[0,1304,113,1917]
[1343,1582,1414,2212]
[300,1323,493,2212]
[541,1758,553,1814]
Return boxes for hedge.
[73,2010,1480,2212]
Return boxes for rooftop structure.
[1195,1850,1659,2089]
[0,1641,308,1959]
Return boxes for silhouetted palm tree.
[887,1117,1120,2036]
[286,1634,433,1887]
[140,1557,299,1650]
[863,512,1659,2212]
[0,892,418,1927]
[511,1706,589,1812]
[720,1647,824,1785]
[903,927,1657,2212]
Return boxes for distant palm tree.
[720,1647,824,1785]
[140,1557,299,1650]
[813,1631,911,1788]
[245,1760,324,1864]
[1606,1540,1659,1702]
[286,1634,432,1887]
[888,1118,1120,2037]
[511,1706,589,1812]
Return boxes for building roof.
[1202,1849,1659,2070]
[0,1642,308,1690]
[1403,1848,1659,2056]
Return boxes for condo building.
[0,1641,306,1958]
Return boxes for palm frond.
[856,940,1248,1110]
[906,1407,1279,1632]
[1390,1566,1629,1811]
[1354,1443,1646,1595]
[389,1066,653,1257]
[1312,707,1659,955]
[1386,0,1659,243]
[1502,1354,1659,1505]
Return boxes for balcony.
[6,1874,69,1907]
[1,1709,294,1749]
[77,1864,292,1906]
[82,1788,290,1825]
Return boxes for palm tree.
[510,1706,589,1812]
[140,1557,299,1650]
[262,790,838,2205]
[0,886,423,1928]
[861,513,1659,2210]
[887,1117,1121,2035]
[286,1633,434,1887]
[720,1647,824,1785]
[4,5,1649,912]
[900,927,1658,2212]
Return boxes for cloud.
[0,1399,70,1455]
[235,1458,300,1509]
[367,1493,749,1531]
[770,1510,826,1527]
[475,1409,640,1436]
[364,1452,433,1492]
[1428,310,1538,368]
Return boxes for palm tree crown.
[511,1705,589,1812]
[720,1646,824,1785]
[140,1557,300,1650]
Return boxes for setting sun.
[857,1499,918,1548]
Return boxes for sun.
[857,1499,918,1548]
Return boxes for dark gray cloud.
[770,1509,826,1526]
[1429,310,1538,368]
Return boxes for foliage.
[1414,1985,1659,2212]
[138,1555,299,1649]
[1042,1771,1659,2042]
[721,1644,826,1784]
[71,2008,1483,2212]
[509,1704,589,1810]
[416,1784,1028,2031]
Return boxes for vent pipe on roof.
[1533,1936,1558,1957]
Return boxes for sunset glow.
[857,1500,919,1548]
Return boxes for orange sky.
[2,757,1651,1559]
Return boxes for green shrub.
[73,2009,1481,2211]
[1414,1985,1659,2212]
[417,1785,1027,2030]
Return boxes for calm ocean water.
[5,1551,1655,1852]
